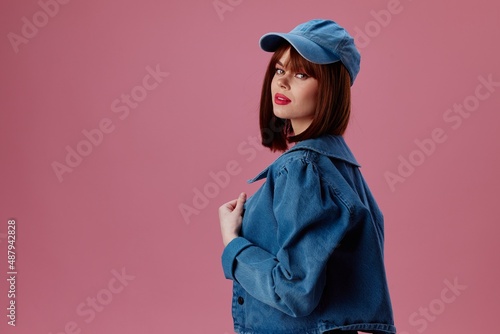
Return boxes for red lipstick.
[274,93,291,105]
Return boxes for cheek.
[270,76,278,91]
[302,84,319,107]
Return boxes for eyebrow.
[276,61,284,67]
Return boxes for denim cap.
[259,19,361,85]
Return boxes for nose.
[276,76,289,90]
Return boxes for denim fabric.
[222,135,396,334]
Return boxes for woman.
[219,19,396,334]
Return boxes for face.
[271,48,319,135]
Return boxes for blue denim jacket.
[222,135,396,334]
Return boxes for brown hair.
[259,42,352,152]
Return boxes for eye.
[275,68,285,76]
[295,72,309,79]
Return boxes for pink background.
[1,0,499,333]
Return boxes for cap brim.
[259,32,340,65]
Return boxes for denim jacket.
[222,135,396,334]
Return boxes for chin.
[272,107,288,119]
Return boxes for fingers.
[224,199,238,211]
[219,193,246,213]
[219,193,247,246]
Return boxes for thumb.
[234,192,247,213]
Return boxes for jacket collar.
[248,135,360,183]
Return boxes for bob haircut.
[259,42,352,152]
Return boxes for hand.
[219,192,247,247]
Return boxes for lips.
[274,93,291,105]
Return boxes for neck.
[290,118,313,135]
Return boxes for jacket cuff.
[222,237,253,280]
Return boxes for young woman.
[219,19,396,334]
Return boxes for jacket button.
[237,296,244,305]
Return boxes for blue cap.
[259,19,361,85]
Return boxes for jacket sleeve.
[221,156,353,317]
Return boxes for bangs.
[271,42,321,79]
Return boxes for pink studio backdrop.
[1,0,499,333]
